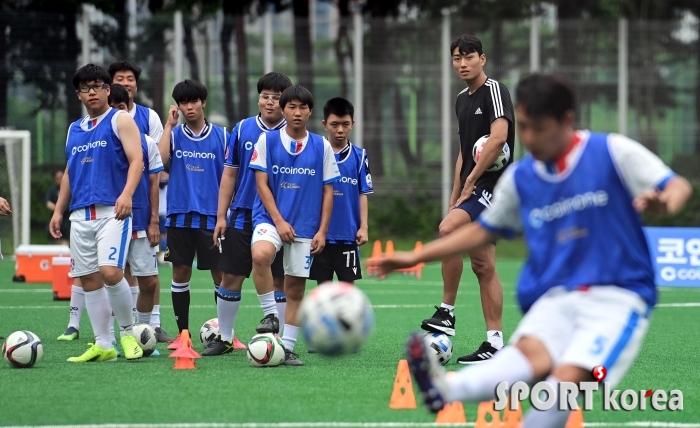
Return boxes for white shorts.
[127,232,158,277]
[70,216,132,277]
[252,223,314,278]
[510,286,651,388]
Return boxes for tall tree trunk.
[292,0,313,93]
[151,25,166,121]
[64,12,82,129]
[183,19,200,82]
[557,2,581,125]
[234,14,249,118]
[335,0,351,98]
[362,18,386,176]
[0,13,9,127]
[393,83,417,167]
[220,14,236,125]
[695,40,700,155]
[489,22,503,81]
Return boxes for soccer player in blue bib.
[158,80,227,343]
[309,97,372,285]
[250,85,341,366]
[205,72,292,356]
[50,64,146,362]
[370,73,693,427]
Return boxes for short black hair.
[108,84,129,106]
[516,73,575,121]
[257,72,293,94]
[450,34,483,56]
[108,61,142,82]
[279,85,314,110]
[72,64,112,89]
[323,97,354,121]
[172,79,208,104]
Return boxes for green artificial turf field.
[0,257,698,427]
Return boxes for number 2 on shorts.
[108,246,117,261]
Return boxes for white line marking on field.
[0,304,435,310]
[2,422,699,428]
[656,302,700,307]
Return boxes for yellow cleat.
[67,343,118,362]
[120,335,143,360]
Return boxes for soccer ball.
[423,332,453,365]
[298,281,374,355]
[2,331,43,368]
[199,318,220,348]
[132,324,157,357]
[246,333,285,367]
[472,134,511,172]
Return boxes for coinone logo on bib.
[72,140,107,155]
[271,165,316,176]
[175,150,215,159]
[529,190,609,228]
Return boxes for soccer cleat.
[167,334,182,350]
[57,326,80,341]
[256,314,280,334]
[421,306,456,336]
[456,341,498,365]
[120,335,144,360]
[405,332,450,413]
[281,349,304,366]
[232,336,247,350]
[67,343,118,362]
[154,326,176,343]
[150,349,160,357]
[202,338,233,356]
[112,340,122,357]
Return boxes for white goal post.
[0,130,31,252]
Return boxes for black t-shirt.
[455,78,515,192]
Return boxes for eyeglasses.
[259,93,281,101]
[78,83,109,93]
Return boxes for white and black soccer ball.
[423,332,452,366]
[132,324,157,357]
[199,318,220,348]
[246,333,285,367]
[298,282,374,356]
[2,331,43,368]
[472,134,511,172]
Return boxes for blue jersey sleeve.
[225,121,241,168]
[359,150,373,195]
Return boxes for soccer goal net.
[0,130,31,256]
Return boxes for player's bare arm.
[50,166,71,238]
[255,169,295,243]
[158,105,178,164]
[213,167,238,246]
[115,112,145,220]
[455,118,509,206]
[450,151,463,207]
[312,183,334,255]
[0,197,11,216]
[368,222,495,276]
[356,194,369,246]
[147,172,160,246]
[634,176,692,215]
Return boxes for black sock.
[171,289,190,333]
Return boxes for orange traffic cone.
[167,333,182,350]
[565,407,584,428]
[389,359,417,409]
[474,400,501,428]
[501,397,523,428]
[435,402,466,424]
[169,329,201,369]
[233,336,247,350]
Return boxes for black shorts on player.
[165,227,220,270]
[217,226,284,277]
[309,243,362,283]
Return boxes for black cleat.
[256,314,280,334]
[421,306,456,336]
[456,341,499,364]
[154,326,176,343]
[405,332,449,413]
[202,338,233,356]
[281,349,304,366]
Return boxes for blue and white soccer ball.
[423,332,452,365]
[472,134,511,172]
[298,282,374,355]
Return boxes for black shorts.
[165,227,220,270]
[309,243,362,283]
[217,227,284,277]
[454,187,493,221]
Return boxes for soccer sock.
[257,291,278,318]
[109,314,116,343]
[275,291,287,326]
[105,278,136,336]
[68,285,85,330]
[522,376,571,428]
[487,330,504,349]
[130,286,139,322]
[440,302,455,315]
[137,311,151,325]
[84,288,112,349]
[171,282,190,332]
[214,283,219,304]
[216,288,241,343]
[446,346,534,403]
[150,304,161,329]
[282,324,299,351]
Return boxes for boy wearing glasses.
[205,72,293,355]
[50,64,145,362]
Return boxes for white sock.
[523,376,571,428]
[109,314,116,343]
[137,311,151,325]
[84,288,112,349]
[446,346,534,403]
[440,302,455,315]
[257,291,278,318]
[104,278,135,335]
[68,285,85,329]
[150,304,161,329]
[130,286,139,322]
[282,324,299,351]
[276,301,287,327]
[216,300,241,343]
[487,330,504,349]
